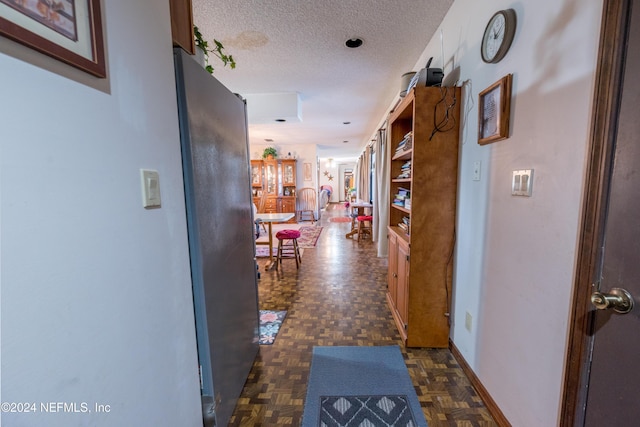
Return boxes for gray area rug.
[302,346,427,427]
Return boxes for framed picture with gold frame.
[0,0,106,77]
[478,74,512,145]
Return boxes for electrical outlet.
[465,312,472,332]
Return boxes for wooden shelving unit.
[386,86,461,348]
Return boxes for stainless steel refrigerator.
[173,48,259,427]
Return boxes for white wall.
[0,2,202,426]
[410,1,603,425]
[295,144,320,192]
[318,159,342,203]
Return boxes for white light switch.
[472,161,481,181]
[512,169,534,196]
[141,169,161,208]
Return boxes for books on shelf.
[397,187,410,197]
[397,216,410,235]
[392,198,411,209]
[394,132,413,156]
[393,187,411,209]
[396,160,412,179]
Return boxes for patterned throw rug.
[320,395,416,426]
[255,226,322,258]
[297,226,322,247]
[258,310,287,345]
[255,246,279,257]
[329,217,352,223]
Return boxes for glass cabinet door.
[283,162,295,186]
[281,160,296,197]
[251,161,262,187]
[265,161,277,195]
[277,162,283,196]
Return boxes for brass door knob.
[591,288,634,314]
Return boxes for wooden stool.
[356,215,373,241]
[275,229,302,269]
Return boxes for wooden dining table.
[255,212,295,270]
[345,200,373,238]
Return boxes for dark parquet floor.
[229,203,497,426]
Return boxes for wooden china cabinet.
[251,158,297,223]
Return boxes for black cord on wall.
[444,227,456,326]
[430,86,458,141]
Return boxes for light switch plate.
[141,169,161,208]
[472,161,481,181]
[512,169,534,196]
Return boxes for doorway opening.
[344,169,353,201]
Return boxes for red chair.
[356,215,373,241]
[275,229,302,269]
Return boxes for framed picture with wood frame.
[478,74,512,145]
[303,162,312,181]
[0,0,106,77]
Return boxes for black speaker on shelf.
[406,57,443,93]
[425,67,444,86]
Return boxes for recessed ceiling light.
[275,119,286,122]
[345,38,363,48]
[265,139,274,142]
[343,121,351,125]
[343,140,349,143]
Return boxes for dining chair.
[256,191,268,233]
[297,187,317,223]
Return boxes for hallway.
[230,204,497,426]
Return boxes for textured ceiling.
[193,0,454,160]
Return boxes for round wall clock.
[481,9,517,64]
